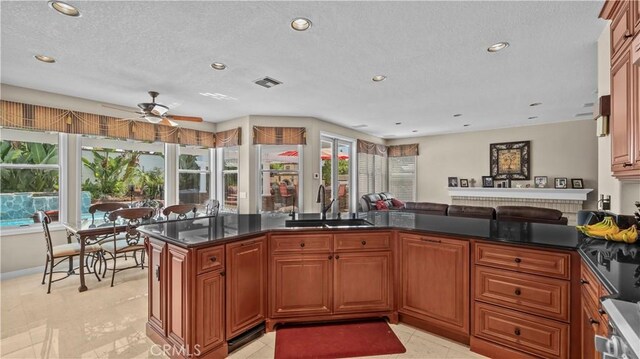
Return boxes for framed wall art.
[490,141,530,180]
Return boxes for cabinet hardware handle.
[625,34,634,39]
[209,256,217,262]
[514,328,521,336]
[361,240,367,245]
[335,255,340,259]
[598,309,606,315]
[155,265,160,281]
[328,255,333,260]
[421,238,441,243]
[514,257,521,263]
[589,317,599,325]
[220,271,226,277]
[580,279,589,285]
[623,163,633,168]
[514,288,521,296]
[300,243,305,248]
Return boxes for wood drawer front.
[334,232,391,252]
[475,243,570,280]
[196,246,224,275]
[475,266,570,322]
[580,263,601,307]
[474,303,569,359]
[271,234,332,254]
[612,2,632,61]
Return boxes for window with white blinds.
[358,153,387,198]
[388,156,416,202]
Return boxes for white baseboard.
[0,266,44,281]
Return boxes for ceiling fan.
[102,91,203,127]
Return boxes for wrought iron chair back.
[108,207,155,246]
[163,204,197,220]
[37,211,54,257]
[89,202,129,222]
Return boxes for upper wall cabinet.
[601,0,640,179]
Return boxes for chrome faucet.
[316,185,335,220]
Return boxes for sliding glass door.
[320,135,352,213]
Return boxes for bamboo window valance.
[252,126,306,145]
[0,100,217,148]
[357,139,388,157]
[388,143,419,157]
[216,127,241,147]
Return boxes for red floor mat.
[275,320,406,359]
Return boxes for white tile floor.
[1,257,487,359]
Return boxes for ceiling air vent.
[352,124,368,128]
[254,77,282,88]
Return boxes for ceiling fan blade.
[167,115,203,122]
[160,118,178,127]
[101,104,141,115]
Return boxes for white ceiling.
[1,1,606,138]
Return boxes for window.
[220,146,239,213]
[0,130,60,227]
[389,156,416,202]
[357,153,386,198]
[257,145,301,213]
[178,146,213,205]
[80,137,165,218]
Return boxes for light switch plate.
[238,192,247,199]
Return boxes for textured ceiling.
[1,1,606,138]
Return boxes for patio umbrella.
[321,149,349,160]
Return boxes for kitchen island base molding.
[265,312,399,332]
[399,314,470,345]
[470,336,538,359]
[146,324,229,359]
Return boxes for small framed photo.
[571,178,584,189]
[448,177,459,187]
[482,176,494,188]
[554,177,568,189]
[460,179,469,188]
[534,176,548,188]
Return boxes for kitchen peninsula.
[137,212,623,359]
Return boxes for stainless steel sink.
[284,218,373,228]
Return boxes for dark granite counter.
[138,211,583,250]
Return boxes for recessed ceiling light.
[453,114,462,117]
[412,130,418,133]
[48,1,80,17]
[34,55,56,63]
[463,124,471,127]
[395,122,402,125]
[528,116,538,120]
[291,18,312,31]
[529,102,542,107]
[372,75,387,82]
[210,62,227,70]
[487,42,509,52]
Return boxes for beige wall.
[387,120,600,209]
[596,25,640,215]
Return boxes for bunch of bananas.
[604,225,638,244]
[576,217,639,244]
[576,217,619,238]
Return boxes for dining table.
[63,212,215,292]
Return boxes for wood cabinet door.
[226,237,266,340]
[634,57,640,169]
[196,271,225,354]
[634,0,640,35]
[147,238,166,335]
[166,245,188,348]
[333,251,392,314]
[581,295,601,359]
[611,48,634,171]
[611,1,632,60]
[270,254,332,318]
[399,234,470,335]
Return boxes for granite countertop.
[137,211,583,250]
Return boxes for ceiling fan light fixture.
[48,1,81,17]
[291,18,312,31]
[150,104,169,117]
[144,115,163,124]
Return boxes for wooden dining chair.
[38,211,102,293]
[163,204,197,219]
[102,207,155,287]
